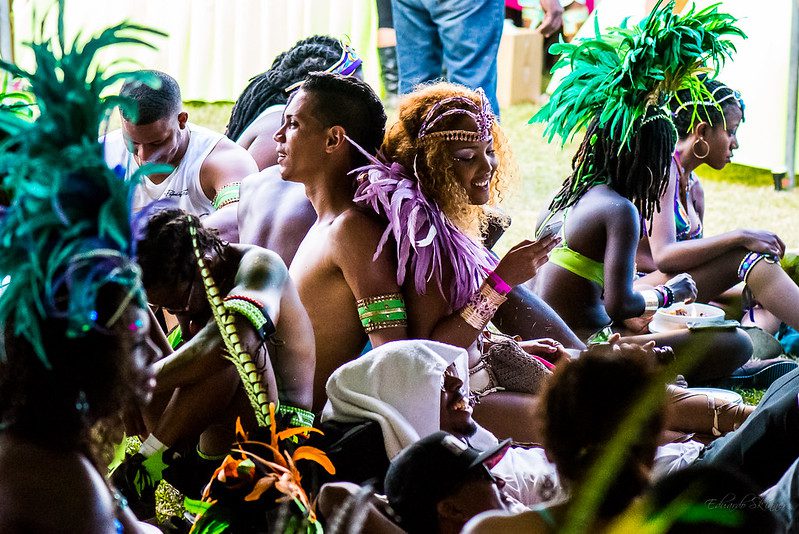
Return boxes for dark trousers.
[701,368,799,491]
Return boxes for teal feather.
[0,2,166,367]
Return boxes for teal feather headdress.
[531,0,746,147]
[0,2,166,366]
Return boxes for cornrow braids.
[226,35,344,140]
[550,107,677,228]
[136,208,227,292]
[670,78,745,138]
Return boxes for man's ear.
[437,497,465,523]
[177,111,189,129]
[325,125,348,154]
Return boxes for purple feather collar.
[348,138,497,309]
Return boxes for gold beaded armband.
[459,282,508,331]
[357,293,408,334]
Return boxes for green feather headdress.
[531,0,746,148]
[0,1,166,366]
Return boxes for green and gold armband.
[212,182,241,210]
[223,295,276,341]
[356,293,408,334]
[167,326,183,349]
[277,404,316,428]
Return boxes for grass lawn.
[185,100,799,258]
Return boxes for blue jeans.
[391,0,504,115]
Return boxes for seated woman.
[527,4,752,384]
[0,17,160,532]
[226,35,363,170]
[354,82,589,441]
[637,78,799,338]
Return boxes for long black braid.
[225,35,345,140]
[549,106,677,228]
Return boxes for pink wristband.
[486,270,512,296]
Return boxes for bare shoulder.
[332,208,385,241]
[202,136,259,189]
[234,244,289,286]
[462,509,541,534]
[0,436,116,533]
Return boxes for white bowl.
[649,303,725,334]
[685,387,743,406]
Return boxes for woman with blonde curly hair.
[354,82,567,440]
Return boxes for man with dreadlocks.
[103,70,257,229]
[528,1,752,384]
[110,207,316,517]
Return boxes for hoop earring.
[692,138,710,159]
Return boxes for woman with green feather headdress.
[636,75,799,342]
[0,4,165,533]
[527,1,754,384]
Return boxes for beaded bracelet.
[659,285,675,308]
[356,293,408,333]
[737,251,778,284]
[223,295,277,340]
[460,282,508,330]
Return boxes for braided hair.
[549,106,677,226]
[226,35,345,140]
[671,78,745,139]
[136,208,227,293]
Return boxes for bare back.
[238,166,317,267]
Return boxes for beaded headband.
[673,84,745,116]
[284,40,363,93]
[417,87,495,143]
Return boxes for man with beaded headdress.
[0,7,163,532]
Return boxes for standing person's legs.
[391,0,443,94]
[432,0,504,114]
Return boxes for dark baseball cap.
[384,431,511,533]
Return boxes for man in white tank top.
[103,70,256,229]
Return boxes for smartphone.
[537,219,563,240]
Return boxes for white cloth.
[322,339,564,506]
[652,440,705,480]
[102,123,222,216]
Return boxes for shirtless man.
[237,165,317,266]
[103,70,256,240]
[280,73,406,410]
[113,208,315,515]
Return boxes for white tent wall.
[9,0,380,102]
[547,0,798,174]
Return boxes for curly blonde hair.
[382,83,516,240]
